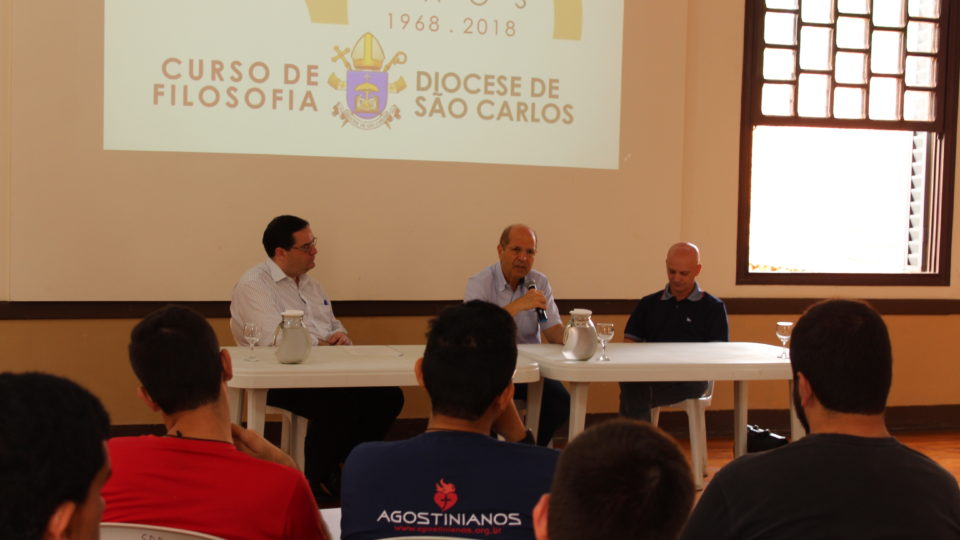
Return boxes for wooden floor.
[676,431,960,492]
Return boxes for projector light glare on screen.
[103,0,624,169]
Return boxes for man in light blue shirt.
[465,224,569,445]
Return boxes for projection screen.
[104,0,623,169]
[6,1,695,302]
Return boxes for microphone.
[526,279,548,323]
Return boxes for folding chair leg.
[699,409,709,471]
[687,404,705,490]
[289,415,308,472]
[264,406,294,454]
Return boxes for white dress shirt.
[230,259,347,346]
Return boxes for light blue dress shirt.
[464,263,562,344]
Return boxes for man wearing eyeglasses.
[231,215,349,346]
[231,215,404,505]
[464,224,569,447]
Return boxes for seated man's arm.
[305,282,351,345]
[542,324,564,345]
[491,397,530,442]
[326,330,351,346]
[503,290,548,318]
[230,281,287,346]
[622,301,647,343]
[231,424,298,469]
[707,301,730,342]
[465,274,548,317]
[324,315,352,345]
[463,275,487,303]
[539,279,564,344]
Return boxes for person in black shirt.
[619,242,728,421]
[682,299,960,540]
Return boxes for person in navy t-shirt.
[341,301,559,540]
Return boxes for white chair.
[265,405,308,471]
[650,381,713,490]
[100,522,225,539]
[320,507,342,540]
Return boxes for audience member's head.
[534,419,694,540]
[262,214,309,257]
[421,300,517,420]
[129,304,224,415]
[790,298,892,418]
[0,372,111,540]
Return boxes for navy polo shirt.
[624,283,729,343]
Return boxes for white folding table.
[225,345,544,437]
[518,342,803,456]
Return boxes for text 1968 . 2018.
[387,13,517,37]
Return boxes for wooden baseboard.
[110,404,960,443]
[592,404,960,439]
[7,298,960,319]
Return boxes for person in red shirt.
[102,305,329,540]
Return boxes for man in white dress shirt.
[231,215,404,504]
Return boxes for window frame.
[736,0,960,286]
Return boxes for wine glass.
[596,322,615,362]
[776,321,793,359]
[243,323,261,362]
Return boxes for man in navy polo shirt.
[619,242,728,421]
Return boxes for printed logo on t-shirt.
[375,477,522,536]
[433,478,458,511]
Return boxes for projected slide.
[103,0,623,169]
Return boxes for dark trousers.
[267,386,404,493]
[514,378,570,446]
[618,381,708,422]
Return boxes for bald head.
[499,224,538,248]
[667,242,701,263]
[665,242,702,301]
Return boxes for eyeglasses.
[289,237,318,253]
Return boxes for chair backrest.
[319,507,342,540]
[655,380,714,414]
[701,380,715,402]
[100,522,226,540]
